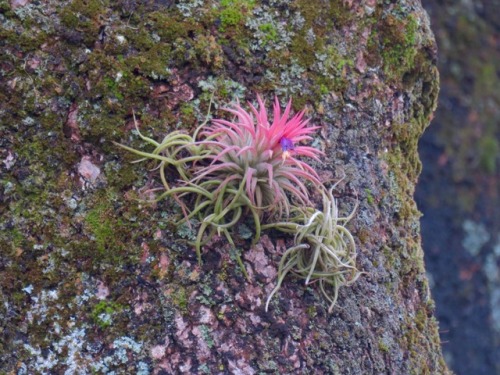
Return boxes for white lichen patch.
[2,150,15,169]
[91,336,149,374]
[176,0,205,18]
[22,327,89,374]
[247,3,296,52]
[462,219,490,256]
[264,59,306,96]
[17,274,152,374]
[22,284,34,294]
[484,235,500,333]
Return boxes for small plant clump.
[116,95,361,312]
[263,183,360,313]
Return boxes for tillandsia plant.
[187,95,324,257]
[115,95,324,264]
[262,183,361,313]
[196,95,323,217]
[117,95,361,312]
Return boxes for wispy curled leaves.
[263,184,361,313]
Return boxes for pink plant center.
[196,95,324,212]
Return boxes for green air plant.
[263,184,361,313]
[115,95,323,265]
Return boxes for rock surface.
[0,0,448,373]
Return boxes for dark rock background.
[417,0,500,374]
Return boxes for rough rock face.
[0,0,448,373]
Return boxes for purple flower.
[280,137,295,160]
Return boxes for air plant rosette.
[116,95,360,312]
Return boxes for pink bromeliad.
[194,95,324,216]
